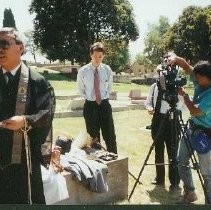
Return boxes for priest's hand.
[2,116,25,131]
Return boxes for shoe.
[151,178,165,186]
[91,142,102,150]
[146,125,152,129]
[177,191,198,204]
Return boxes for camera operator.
[168,53,211,204]
[145,64,184,191]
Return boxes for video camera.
[157,56,187,107]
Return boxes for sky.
[0,0,211,62]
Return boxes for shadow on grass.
[147,185,182,204]
[41,72,76,81]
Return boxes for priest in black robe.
[0,27,55,204]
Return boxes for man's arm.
[3,80,54,130]
[145,83,157,115]
[25,80,54,128]
[76,69,86,99]
[167,52,194,75]
[107,65,113,94]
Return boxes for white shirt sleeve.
[145,83,157,110]
[76,68,86,99]
[107,65,113,94]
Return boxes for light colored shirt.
[77,63,113,101]
[145,83,185,114]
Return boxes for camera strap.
[151,83,156,109]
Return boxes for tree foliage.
[136,54,153,69]
[144,16,170,65]
[103,39,130,73]
[164,6,211,64]
[3,8,16,29]
[29,0,139,70]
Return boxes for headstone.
[55,155,128,204]
[109,91,117,100]
[129,89,142,100]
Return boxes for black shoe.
[91,142,102,150]
[146,125,152,129]
[151,178,165,186]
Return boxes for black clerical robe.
[0,62,55,204]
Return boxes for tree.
[144,16,170,65]
[164,6,211,64]
[135,53,154,74]
[24,31,38,63]
[29,0,139,70]
[103,39,130,73]
[3,8,16,29]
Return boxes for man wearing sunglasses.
[0,27,55,204]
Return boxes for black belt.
[86,99,108,103]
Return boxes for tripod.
[128,98,207,202]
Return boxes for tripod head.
[157,60,186,110]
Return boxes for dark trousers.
[151,113,180,186]
[83,99,117,154]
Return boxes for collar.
[90,62,101,71]
[2,63,21,76]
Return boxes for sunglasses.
[0,39,20,50]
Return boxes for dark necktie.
[5,72,14,85]
[94,68,101,105]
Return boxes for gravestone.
[55,155,128,204]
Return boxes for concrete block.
[109,91,117,100]
[68,98,85,110]
[131,99,146,104]
[129,89,142,100]
[55,155,128,205]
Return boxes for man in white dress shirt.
[77,42,117,154]
[145,74,182,191]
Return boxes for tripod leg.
[128,140,155,200]
[128,171,142,185]
[129,113,168,201]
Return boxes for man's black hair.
[193,60,211,80]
